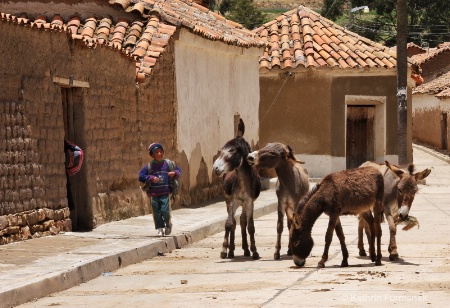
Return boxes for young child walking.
[139,143,181,237]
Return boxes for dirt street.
[19,189,449,306]
[17,147,450,307]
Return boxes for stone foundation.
[0,207,71,245]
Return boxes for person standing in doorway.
[138,143,181,237]
[64,140,84,210]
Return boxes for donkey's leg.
[246,202,259,260]
[361,212,376,262]
[222,201,238,259]
[385,213,399,261]
[240,209,250,257]
[334,218,349,267]
[286,214,292,256]
[318,214,338,268]
[357,215,366,256]
[274,202,284,260]
[374,209,383,266]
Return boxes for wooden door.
[346,106,375,169]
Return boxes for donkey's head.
[285,186,320,267]
[286,207,314,267]
[213,119,251,177]
[385,161,431,221]
[247,143,301,169]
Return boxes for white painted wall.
[175,29,262,187]
[412,94,440,112]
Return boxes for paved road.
[18,145,450,307]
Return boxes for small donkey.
[288,166,384,268]
[212,119,261,259]
[247,142,309,259]
[358,161,431,260]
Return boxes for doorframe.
[54,76,89,231]
[345,95,386,163]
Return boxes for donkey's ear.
[236,118,245,137]
[286,206,295,221]
[415,168,431,181]
[292,212,302,229]
[385,160,404,176]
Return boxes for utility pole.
[348,0,353,29]
[397,0,408,164]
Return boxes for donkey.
[212,119,261,259]
[287,166,384,268]
[357,161,431,260]
[247,142,309,259]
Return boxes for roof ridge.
[254,4,397,70]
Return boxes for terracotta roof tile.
[410,46,450,66]
[413,71,450,96]
[436,88,450,98]
[2,0,265,83]
[254,5,396,70]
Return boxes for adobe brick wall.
[0,18,230,243]
[0,19,179,240]
[421,51,450,82]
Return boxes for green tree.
[219,0,266,30]
[321,0,450,47]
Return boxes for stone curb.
[413,143,450,164]
[0,200,278,307]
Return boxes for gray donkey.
[247,142,309,259]
[213,119,261,260]
[358,161,431,260]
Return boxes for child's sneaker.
[165,225,172,236]
[157,228,164,237]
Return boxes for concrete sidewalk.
[1,144,449,307]
[0,185,279,307]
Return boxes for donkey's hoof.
[287,249,293,256]
[244,250,251,257]
[274,252,281,260]
[341,260,349,267]
[227,251,234,259]
[252,252,260,260]
[317,262,325,268]
[359,250,367,257]
[389,253,399,261]
[375,260,382,266]
[220,252,227,259]
[370,255,376,262]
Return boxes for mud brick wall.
[413,108,442,148]
[421,52,450,82]
[0,17,224,241]
[0,99,72,244]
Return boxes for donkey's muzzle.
[293,255,306,267]
[247,152,257,165]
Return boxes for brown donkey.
[247,142,309,259]
[358,161,431,260]
[287,166,384,268]
[212,119,261,259]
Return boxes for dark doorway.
[346,106,375,169]
[441,112,448,151]
[61,87,87,231]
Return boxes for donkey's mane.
[296,183,320,213]
[407,164,415,174]
[233,136,252,156]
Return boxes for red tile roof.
[253,5,397,70]
[1,0,265,82]
[112,0,264,47]
[409,46,450,66]
[413,71,450,97]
